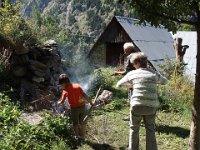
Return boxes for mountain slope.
[20,0,136,38]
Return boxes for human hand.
[90,101,95,107]
[57,101,62,105]
[111,71,120,76]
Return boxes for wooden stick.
[83,86,102,122]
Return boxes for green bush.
[87,67,129,111]
[0,94,73,150]
[159,59,177,79]
[88,67,121,96]
[158,60,194,113]
[51,140,70,150]
[0,2,38,46]
[158,75,194,113]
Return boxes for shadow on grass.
[85,140,116,150]
[119,146,128,150]
[156,124,190,138]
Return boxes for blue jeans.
[128,106,157,150]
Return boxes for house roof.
[173,31,196,81]
[115,16,175,69]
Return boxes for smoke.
[59,45,95,94]
[67,63,95,93]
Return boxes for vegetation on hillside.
[0,1,195,149]
[0,66,193,149]
[0,2,38,47]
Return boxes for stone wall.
[4,39,63,109]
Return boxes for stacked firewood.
[9,40,63,110]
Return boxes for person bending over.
[57,74,94,142]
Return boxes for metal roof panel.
[115,16,175,65]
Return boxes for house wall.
[89,43,106,67]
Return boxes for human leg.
[143,114,157,150]
[129,110,142,150]
[123,88,132,121]
[78,106,87,139]
[71,108,80,138]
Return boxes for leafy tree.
[31,5,42,30]
[43,15,59,39]
[0,1,38,47]
[119,0,200,149]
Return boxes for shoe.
[79,138,85,145]
[73,136,81,146]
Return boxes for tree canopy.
[120,0,199,32]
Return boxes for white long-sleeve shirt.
[116,68,167,108]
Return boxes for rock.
[29,60,47,70]
[12,65,27,77]
[15,44,30,55]
[8,38,62,107]
[96,90,113,106]
[20,112,43,125]
[43,40,57,47]
[20,79,37,101]
[32,76,45,83]
[32,70,46,77]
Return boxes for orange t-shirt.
[61,83,85,108]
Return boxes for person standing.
[57,74,94,142]
[113,42,136,121]
[116,52,167,150]
[113,42,136,101]
[114,42,136,76]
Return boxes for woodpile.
[8,40,63,110]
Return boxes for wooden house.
[88,16,175,70]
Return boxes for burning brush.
[52,102,69,116]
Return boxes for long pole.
[83,86,102,122]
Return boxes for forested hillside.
[20,0,135,43]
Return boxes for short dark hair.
[58,74,70,85]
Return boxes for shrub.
[0,2,38,46]
[87,67,129,112]
[0,94,73,150]
[159,59,177,79]
[158,60,194,113]
[158,75,194,113]
[87,67,121,96]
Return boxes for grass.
[77,106,191,150]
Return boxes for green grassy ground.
[77,107,191,150]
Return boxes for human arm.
[57,91,67,105]
[112,58,135,76]
[112,70,126,76]
[83,92,94,106]
[116,74,133,88]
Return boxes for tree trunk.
[174,37,183,63]
[189,27,200,150]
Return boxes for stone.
[12,65,27,77]
[32,76,45,83]
[15,44,30,55]
[29,60,47,70]
[43,40,57,47]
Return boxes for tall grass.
[158,60,194,113]
[158,74,194,113]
